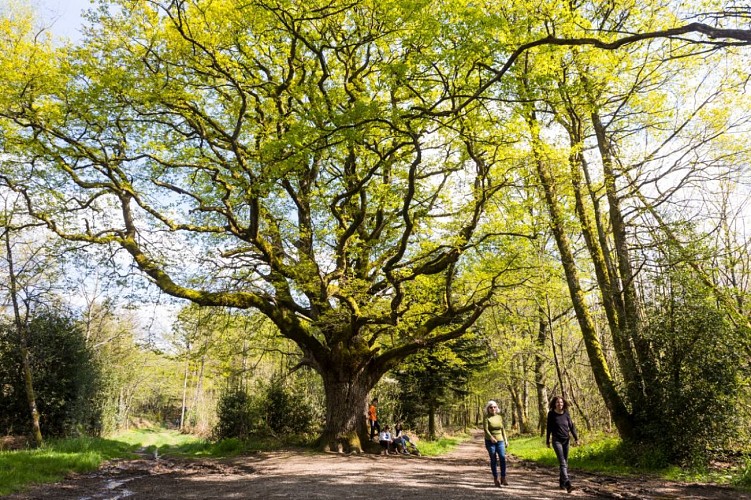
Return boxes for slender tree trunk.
[19,337,42,446]
[534,306,549,436]
[592,111,656,403]
[562,118,640,392]
[521,355,531,433]
[4,230,42,447]
[475,395,482,427]
[190,354,206,429]
[180,350,190,431]
[565,372,592,431]
[547,301,566,399]
[509,386,528,433]
[428,404,437,441]
[524,108,634,439]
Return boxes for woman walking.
[483,400,508,487]
[546,396,579,493]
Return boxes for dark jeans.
[484,439,507,478]
[552,439,570,486]
[369,420,380,440]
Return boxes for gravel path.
[7,431,748,499]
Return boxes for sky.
[30,0,91,41]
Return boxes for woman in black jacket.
[546,396,579,493]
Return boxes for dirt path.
[7,432,748,499]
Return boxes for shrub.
[264,382,320,437]
[213,389,255,441]
[639,281,745,466]
[0,312,102,437]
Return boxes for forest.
[0,0,750,479]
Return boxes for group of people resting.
[377,422,415,455]
[368,398,418,456]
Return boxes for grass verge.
[0,436,137,496]
[510,432,751,492]
[0,428,321,496]
[417,432,470,457]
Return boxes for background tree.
[395,334,489,439]
[507,0,751,456]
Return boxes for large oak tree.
[0,0,534,451]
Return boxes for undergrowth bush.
[214,376,323,441]
[734,456,751,488]
[213,389,255,441]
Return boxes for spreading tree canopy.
[0,0,537,451]
[1,0,749,451]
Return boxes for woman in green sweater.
[483,400,508,487]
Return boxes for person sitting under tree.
[379,425,394,455]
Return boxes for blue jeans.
[485,439,506,478]
[552,439,570,486]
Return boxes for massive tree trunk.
[318,372,375,453]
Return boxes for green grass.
[0,428,318,495]
[109,429,282,458]
[733,457,751,488]
[112,428,205,456]
[510,432,751,492]
[511,433,665,476]
[0,436,137,495]
[417,433,470,456]
[0,429,223,495]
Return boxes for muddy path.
[6,431,748,499]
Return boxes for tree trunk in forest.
[180,352,190,431]
[509,386,530,433]
[521,358,531,433]
[524,107,635,439]
[19,338,43,447]
[428,404,437,440]
[535,306,549,436]
[562,119,640,391]
[567,389,592,432]
[566,373,592,431]
[191,355,206,429]
[4,230,43,447]
[547,308,565,398]
[591,111,656,404]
